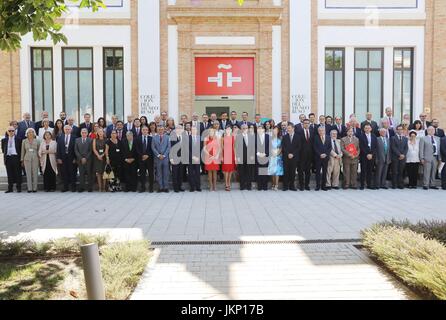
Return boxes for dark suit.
[106,124,117,138]
[282,133,301,190]
[123,122,134,135]
[170,133,184,192]
[57,134,77,191]
[122,140,138,192]
[1,136,22,191]
[441,137,446,189]
[74,137,93,191]
[236,133,255,190]
[390,135,409,188]
[79,122,94,134]
[298,129,314,190]
[71,125,80,138]
[188,134,202,191]
[313,135,332,189]
[429,128,445,138]
[255,134,270,191]
[17,120,35,139]
[229,120,240,128]
[332,124,348,138]
[136,135,154,192]
[219,120,230,131]
[359,133,378,189]
[361,120,379,135]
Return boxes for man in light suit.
[152,126,171,193]
[17,113,35,140]
[341,127,360,189]
[375,128,391,189]
[74,128,93,192]
[326,130,343,190]
[420,126,441,190]
[390,125,409,189]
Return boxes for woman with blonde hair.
[204,128,222,191]
[38,118,54,139]
[38,131,57,192]
[21,128,40,193]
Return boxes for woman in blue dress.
[268,126,284,191]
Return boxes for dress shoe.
[179,188,185,192]
[17,189,21,193]
[290,188,298,191]
[27,191,32,193]
[78,189,85,193]
[196,189,202,192]
[139,189,145,193]
[315,187,320,191]
[282,188,288,192]
[157,190,163,193]
[381,186,388,190]
[305,187,311,191]
[333,187,340,190]
[174,190,180,193]
[190,189,195,193]
[322,187,328,191]
[5,190,13,194]
[360,187,365,190]
[33,190,37,193]
[430,186,439,190]
[300,187,305,191]
[164,189,169,193]
[442,187,446,190]
[88,189,93,193]
[62,189,68,193]
[423,187,429,190]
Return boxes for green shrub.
[0,239,35,257]
[378,219,446,245]
[50,238,80,255]
[76,233,109,248]
[362,225,446,300]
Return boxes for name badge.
[99,149,104,153]
[29,149,34,152]
[116,149,120,153]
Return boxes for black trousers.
[60,157,77,191]
[360,157,374,188]
[5,155,22,190]
[441,163,446,188]
[406,162,419,187]
[188,164,201,191]
[43,157,56,191]
[392,159,406,188]
[139,158,154,191]
[256,165,269,190]
[283,157,297,190]
[124,161,138,191]
[315,157,329,188]
[238,164,254,190]
[298,159,312,189]
[172,164,184,191]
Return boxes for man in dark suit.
[277,113,293,130]
[132,118,142,138]
[59,111,68,125]
[123,115,135,135]
[313,126,332,191]
[430,119,445,138]
[390,125,409,189]
[359,124,378,190]
[1,126,22,193]
[380,119,395,139]
[298,120,313,191]
[170,126,185,193]
[136,125,154,193]
[255,125,270,191]
[122,131,138,192]
[294,114,306,134]
[34,111,54,132]
[57,125,77,192]
[441,136,446,190]
[200,114,211,133]
[188,126,202,192]
[333,117,347,138]
[74,128,93,192]
[282,124,300,191]
[239,112,253,128]
[67,117,80,138]
[79,113,94,134]
[106,115,119,138]
[229,111,240,128]
[361,112,379,135]
[219,112,230,131]
[17,113,35,140]
[236,124,255,191]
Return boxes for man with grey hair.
[390,125,409,189]
[326,130,342,190]
[152,126,171,193]
[122,131,138,192]
[75,128,93,192]
[35,111,54,132]
[57,125,77,192]
[375,128,391,189]
[67,116,80,138]
[382,107,397,129]
[420,126,441,190]
[18,112,35,139]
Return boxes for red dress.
[222,135,236,173]
[204,137,221,171]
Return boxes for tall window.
[394,48,414,122]
[31,48,54,120]
[325,48,344,118]
[104,48,124,122]
[354,49,383,121]
[62,48,94,123]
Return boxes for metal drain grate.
[152,239,361,246]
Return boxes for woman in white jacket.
[38,131,58,192]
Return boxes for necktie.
[65,135,68,146]
[334,140,339,155]
[290,134,293,142]
[144,136,147,151]
[118,131,122,140]
[383,138,388,154]
[306,130,309,142]
[129,142,132,151]
[389,118,393,126]
[83,138,86,144]
[432,137,437,155]
[26,121,30,128]
[322,136,325,145]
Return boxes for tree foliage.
[0,0,105,51]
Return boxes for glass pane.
[115,50,124,69]
[325,71,334,117]
[334,50,343,69]
[325,50,333,69]
[43,70,53,120]
[64,70,78,119]
[33,49,42,68]
[115,70,124,121]
[403,50,412,69]
[105,49,114,69]
[403,70,412,118]
[355,50,368,69]
[79,49,92,68]
[369,50,382,69]
[369,71,382,118]
[394,50,403,69]
[393,71,402,121]
[33,71,43,116]
[79,70,93,118]
[64,49,78,68]
[105,70,114,121]
[355,71,368,120]
[334,71,343,118]
[43,50,52,68]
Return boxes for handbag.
[103,164,115,180]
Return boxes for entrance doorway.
[195,100,255,119]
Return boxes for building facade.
[1,0,445,132]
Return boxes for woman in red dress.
[204,128,221,191]
[222,125,236,191]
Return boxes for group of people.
[2,108,446,193]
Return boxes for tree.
[0,0,105,51]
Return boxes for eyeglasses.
[8,130,15,132]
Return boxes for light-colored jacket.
[419,135,441,162]
[21,139,40,162]
[38,140,58,174]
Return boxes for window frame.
[354,48,384,119]
[324,47,345,119]
[103,47,125,123]
[62,47,94,123]
[393,47,414,123]
[30,47,54,121]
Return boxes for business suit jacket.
[189,134,203,165]
[219,120,230,131]
[79,122,94,134]
[151,135,171,160]
[341,136,360,163]
[35,120,55,132]
[74,137,93,163]
[135,135,154,159]
[282,134,301,161]
[376,136,391,164]
[106,124,117,138]
[17,120,35,139]
[313,135,332,158]
[122,140,138,162]
[255,134,270,167]
[299,130,315,167]
[200,122,212,133]
[123,122,134,135]
[332,124,348,138]
[359,134,378,160]
[427,128,445,138]
[419,135,441,162]
[21,139,40,162]
[56,134,76,162]
[1,136,22,164]
[361,120,379,134]
[441,137,446,162]
[390,135,409,161]
[71,125,80,138]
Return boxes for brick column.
[178,22,194,118]
[257,23,273,118]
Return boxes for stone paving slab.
[131,243,417,300]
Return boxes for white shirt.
[366,133,372,148]
[7,137,17,156]
[406,140,420,163]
